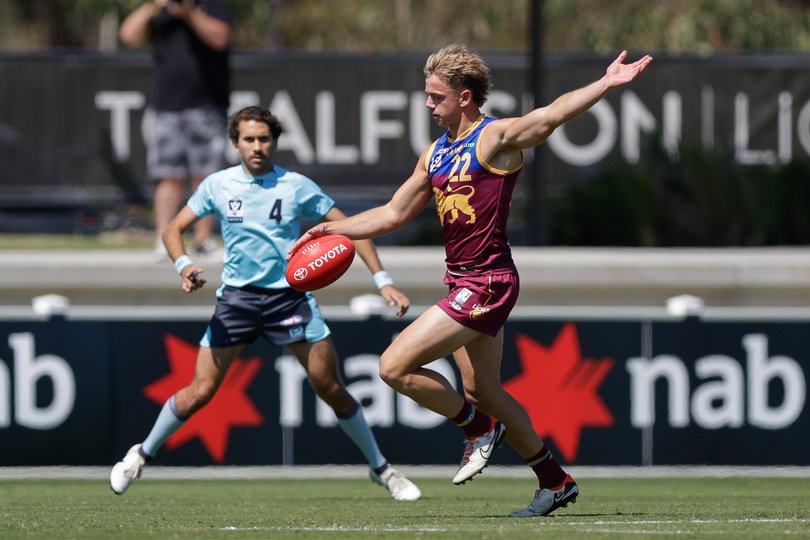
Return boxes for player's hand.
[181,265,206,293]
[379,285,410,317]
[287,224,330,260]
[604,50,653,88]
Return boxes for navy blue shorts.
[200,285,330,348]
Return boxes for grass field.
[0,232,155,250]
[2,476,808,539]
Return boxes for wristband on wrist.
[373,270,395,290]
[174,254,194,275]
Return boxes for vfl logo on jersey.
[433,185,476,226]
[449,287,473,311]
[227,197,244,223]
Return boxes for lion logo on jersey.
[433,185,476,226]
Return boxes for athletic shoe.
[194,238,222,256]
[110,444,147,495]
[509,474,579,517]
[369,465,422,501]
[452,421,506,485]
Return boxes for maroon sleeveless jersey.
[425,115,522,273]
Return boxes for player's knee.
[312,378,345,404]
[378,356,405,391]
[186,380,218,412]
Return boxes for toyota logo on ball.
[293,268,308,281]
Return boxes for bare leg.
[453,333,543,459]
[153,177,186,241]
[289,337,396,482]
[287,338,356,415]
[174,344,243,416]
[379,306,478,418]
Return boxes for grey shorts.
[146,107,228,180]
[200,285,331,348]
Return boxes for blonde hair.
[423,44,492,106]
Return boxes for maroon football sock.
[450,401,492,438]
[526,447,567,489]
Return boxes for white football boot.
[110,444,147,495]
[452,421,506,485]
[370,465,422,501]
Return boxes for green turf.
[1,477,808,539]
[0,233,155,250]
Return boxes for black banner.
[2,51,810,219]
[0,314,807,466]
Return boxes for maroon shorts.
[436,269,520,337]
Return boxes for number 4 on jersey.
[268,199,282,223]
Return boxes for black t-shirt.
[149,0,232,111]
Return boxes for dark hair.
[227,106,284,143]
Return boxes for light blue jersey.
[188,164,335,291]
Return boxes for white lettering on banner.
[547,101,616,166]
[797,98,810,157]
[627,333,806,430]
[0,333,76,430]
[361,91,408,163]
[743,334,806,428]
[662,91,683,159]
[316,91,359,164]
[692,355,744,429]
[778,92,793,163]
[735,93,778,165]
[271,90,315,163]
[94,91,145,162]
[0,359,8,426]
[275,354,309,427]
[627,354,690,428]
[621,91,658,163]
[93,86,810,169]
[409,91,432,154]
[482,89,519,120]
[275,354,453,429]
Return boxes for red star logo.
[503,323,614,463]
[143,334,264,463]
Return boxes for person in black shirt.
[120,0,232,256]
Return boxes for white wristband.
[174,254,194,275]
[373,270,395,290]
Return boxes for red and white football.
[286,234,356,292]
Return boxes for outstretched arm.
[497,50,653,150]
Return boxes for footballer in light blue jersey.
[110,106,421,503]
[188,163,335,291]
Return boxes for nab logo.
[144,335,263,462]
[503,323,615,463]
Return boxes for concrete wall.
[4,247,810,315]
